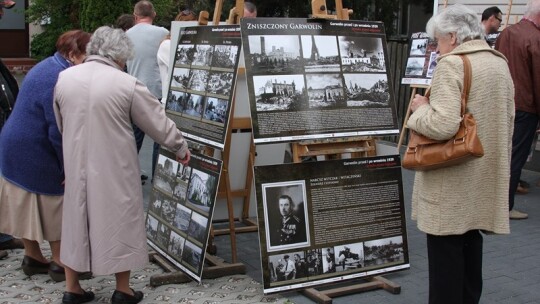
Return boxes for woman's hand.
[411,94,430,112]
[176,150,191,165]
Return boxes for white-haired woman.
[54,26,190,304]
[407,5,513,304]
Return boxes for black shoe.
[21,255,50,276]
[141,174,148,181]
[48,261,93,282]
[0,238,24,250]
[62,290,95,304]
[0,250,7,259]
[111,289,144,304]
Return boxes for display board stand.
[397,84,429,148]
[292,2,401,303]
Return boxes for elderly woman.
[407,5,513,304]
[0,30,91,282]
[54,26,190,304]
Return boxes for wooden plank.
[213,0,224,25]
[301,288,332,304]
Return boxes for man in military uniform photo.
[274,195,307,245]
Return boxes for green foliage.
[79,0,132,32]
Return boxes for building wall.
[437,0,528,28]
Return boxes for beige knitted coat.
[407,40,514,235]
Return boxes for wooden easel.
[397,84,429,148]
[293,2,401,303]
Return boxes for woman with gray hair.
[54,26,190,304]
[407,4,513,304]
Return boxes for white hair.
[525,0,540,18]
[86,26,134,64]
[426,4,484,44]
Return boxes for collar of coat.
[84,55,123,70]
[438,39,508,63]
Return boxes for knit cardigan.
[0,52,68,195]
[407,40,514,235]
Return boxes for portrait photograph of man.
[262,181,310,252]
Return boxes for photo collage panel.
[402,32,438,85]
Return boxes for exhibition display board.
[240,18,399,144]
[145,149,223,282]
[165,25,242,150]
[254,155,410,294]
[401,32,438,86]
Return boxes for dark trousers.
[509,111,538,210]
[133,124,145,153]
[152,142,160,180]
[427,230,483,304]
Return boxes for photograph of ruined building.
[305,73,346,108]
[338,36,386,72]
[252,74,307,111]
[343,73,390,106]
[301,35,340,72]
[247,35,303,74]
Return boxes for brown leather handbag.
[399,55,484,171]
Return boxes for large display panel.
[401,32,438,85]
[255,155,410,294]
[146,149,222,282]
[241,18,399,144]
[166,25,242,150]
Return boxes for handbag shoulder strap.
[459,55,472,116]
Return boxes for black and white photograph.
[338,36,385,72]
[410,38,428,56]
[182,94,205,118]
[207,71,233,96]
[173,203,192,233]
[182,240,203,271]
[191,45,214,67]
[404,57,426,76]
[171,67,190,89]
[187,211,208,245]
[268,251,306,283]
[334,242,365,272]
[253,74,307,111]
[166,91,188,113]
[177,164,192,182]
[187,69,209,93]
[305,74,346,108]
[186,168,217,214]
[168,231,185,258]
[175,44,195,66]
[212,45,239,69]
[426,51,438,78]
[322,247,336,274]
[160,198,176,223]
[148,190,163,215]
[363,236,405,267]
[173,180,188,204]
[305,249,323,276]
[247,35,303,74]
[146,214,159,239]
[301,35,340,72]
[156,222,171,249]
[262,181,310,252]
[343,73,389,106]
[203,97,228,123]
[154,154,179,196]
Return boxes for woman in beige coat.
[407,5,513,304]
[54,26,190,304]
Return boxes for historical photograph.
[148,190,163,215]
[203,97,228,123]
[262,181,310,252]
[177,164,192,182]
[322,247,336,274]
[338,36,385,72]
[268,251,306,283]
[166,91,188,113]
[305,73,346,108]
[187,211,208,245]
[404,57,426,76]
[173,203,192,233]
[343,73,389,106]
[154,154,179,196]
[175,44,195,66]
[247,35,303,74]
[410,38,428,56]
[212,45,239,69]
[426,52,438,78]
[305,249,323,276]
[160,198,176,223]
[168,230,185,258]
[301,35,340,72]
[156,222,171,249]
[207,71,233,96]
[186,168,217,214]
[182,94,205,118]
[182,240,203,271]
[334,242,365,272]
[146,214,159,239]
[187,69,209,93]
[364,236,405,267]
[173,181,188,204]
[253,74,307,111]
[171,67,190,89]
[191,45,214,67]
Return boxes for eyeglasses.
[495,16,503,22]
